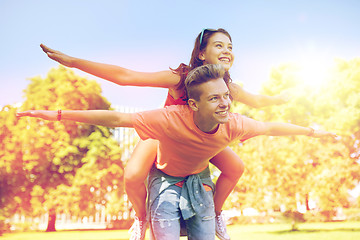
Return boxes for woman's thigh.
[210,146,244,178]
[124,139,158,183]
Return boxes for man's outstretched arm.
[261,122,337,138]
[16,110,134,128]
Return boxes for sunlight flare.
[296,56,334,88]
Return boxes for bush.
[106,219,132,230]
[0,217,11,236]
[343,208,360,221]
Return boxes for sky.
[1,0,360,110]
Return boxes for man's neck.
[193,113,219,133]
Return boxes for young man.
[17,64,336,240]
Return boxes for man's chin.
[217,117,229,124]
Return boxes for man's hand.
[16,110,56,121]
[40,44,74,68]
[313,129,338,139]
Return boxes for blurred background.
[1,0,360,237]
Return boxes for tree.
[0,105,31,230]
[228,58,360,228]
[6,66,124,231]
[311,58,360,211]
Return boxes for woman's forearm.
[71,58,134,86]
[229,82,287,108]
[41,44,180,88]
[253,94,286,107]
[72,58,180,88]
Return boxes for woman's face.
[199,32,234,71]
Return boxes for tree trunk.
[305,194,310,211]
[291,219,298,231]
[46,209,56,232]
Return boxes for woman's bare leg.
[124,139,158,219]
[210,147,244,214]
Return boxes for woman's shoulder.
[164,88,187,107]
[164,104,191,116]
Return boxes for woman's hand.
[40,44,74,68]
[273,90,291,105]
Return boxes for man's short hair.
[185,64,226,101]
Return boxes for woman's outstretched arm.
[17,110,134,128]
[228,82,288,108]
[40,44,180,89]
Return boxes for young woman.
[41,28,287,240]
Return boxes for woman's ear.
[198,51,205,61]
[188,99,199,111]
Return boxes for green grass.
[226,221,360,240]
[2,221,360,240]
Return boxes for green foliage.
[0,105,31,217]
[229,58,360,221]
[1,66,124,229]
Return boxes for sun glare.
[296,55,334,88]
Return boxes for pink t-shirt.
[163,91,188,107]
[133,105,266,177]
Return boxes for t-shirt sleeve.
[232,114,267,142]
[133,108,169,141]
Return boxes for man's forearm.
[61,110,133,127]
[265,122,314,136]
[17,110,134,128]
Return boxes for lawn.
[2,221,360,240]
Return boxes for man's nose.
[219,97,231,107]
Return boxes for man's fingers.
[16,112,28,117]
[16,111,36,118]
[332,133,340,139]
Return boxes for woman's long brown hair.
[170,28,233,94]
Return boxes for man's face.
[191,78,231,132]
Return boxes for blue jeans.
[149,184,215,240]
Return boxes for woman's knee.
[124,165,147,186]
[213,157,245,179]
[221,158,245,180]
[233,159,245,176]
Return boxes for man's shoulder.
[227,112,258,128]
[228,112,244,122]
[136,105,191,121]
[164,105,191,114]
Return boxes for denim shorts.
[148,184,215,240]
